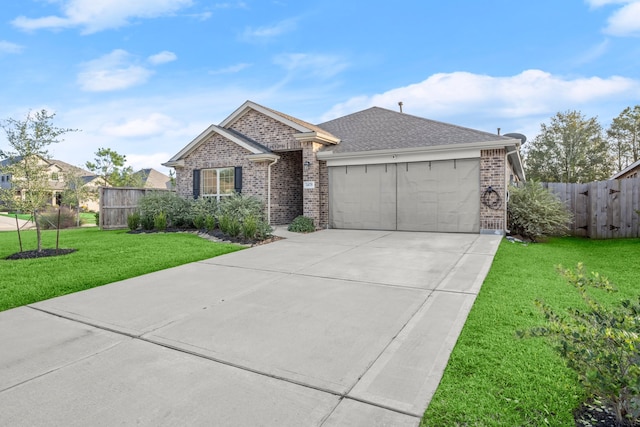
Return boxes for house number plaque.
[303,181,315,189]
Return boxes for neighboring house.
[611,159,640,180]
[134,168,173,190]
[164,100,525,234]
[0,156,101,212]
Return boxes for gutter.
[316,139,515,161]
[267,157,278,224]
[247,153,280,224]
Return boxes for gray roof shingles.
[317,107,515,153]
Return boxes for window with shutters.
[201,168,235,200]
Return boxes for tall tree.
[0,110,77,251]
[85,147,141,187]
[607,105,640,171]
[525,110,612,183]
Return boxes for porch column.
[301,141,322,228]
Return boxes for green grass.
[0,228,243,312]
[422,237,640,427]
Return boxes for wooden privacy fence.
[99,187,174,230]
[542,178,640,239]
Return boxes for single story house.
[611,159,640,180]
[164,101,525,234]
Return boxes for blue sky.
[1,0,639,174]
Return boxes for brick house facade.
[165,101,525,233]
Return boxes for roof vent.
[398,101,403,113]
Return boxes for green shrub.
[520,264,640,425]
[139,192,192,228]
[218,214,231,234]
[219,193,264,222]
[153,211,167,231]
[255,219,273,240]
[241,215,258,240]
[204,214,216,231]
[140,214,154,230]
[507,181,572,241]
[94,211,99,226]
[191,197,219,224]
[288,216,315,233]
[37,207,77,230]
[219,214,240,237]
[193,214,206,230]
[127,212,140,231]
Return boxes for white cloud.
[273,53,349,79]
[586,0,640,36]
[321,70,640,126]
[77,49,154,92]
[148,51,177,65]
[241,18,297,41]
[209,63,252,75]
[603,1,640,35]
[102,113,180,138]
[0,40,23,54]
[12,0,193,34]
[126,152,174,174]
[574,39,610,64]
[213,2,248,9]
[586,0,632,7]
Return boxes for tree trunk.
[34,209,42,252]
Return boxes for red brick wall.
[229,110,301,151]
[480,149,507,232]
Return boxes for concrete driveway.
[0,229,501,426]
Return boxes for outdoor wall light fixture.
[303,161,311,170]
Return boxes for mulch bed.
[574,401,638,427]
[128,228,283,246]
[5,248,77,260]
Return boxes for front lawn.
[422,237,640,426]
[0,228,243,312]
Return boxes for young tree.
[0,110,77,251]
[607,105,640,170]
[525,110,612,183]
[85,147,142,187]
[61,168,94,227]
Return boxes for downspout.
[267,157,278,224]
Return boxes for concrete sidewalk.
[0,213,33,231]
[0,229,501,426]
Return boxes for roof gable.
[220,100,339,145]
[221,100,316,133]
[163,124,270,166]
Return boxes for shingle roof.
[49,159,94,177]
[610,158,640,179]
[135,168,172,189]
[223,128,272,153]
[317,107,515,153]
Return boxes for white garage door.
[329,159,480,232]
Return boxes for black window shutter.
[234,167,242,193]
[192,169,201,199]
